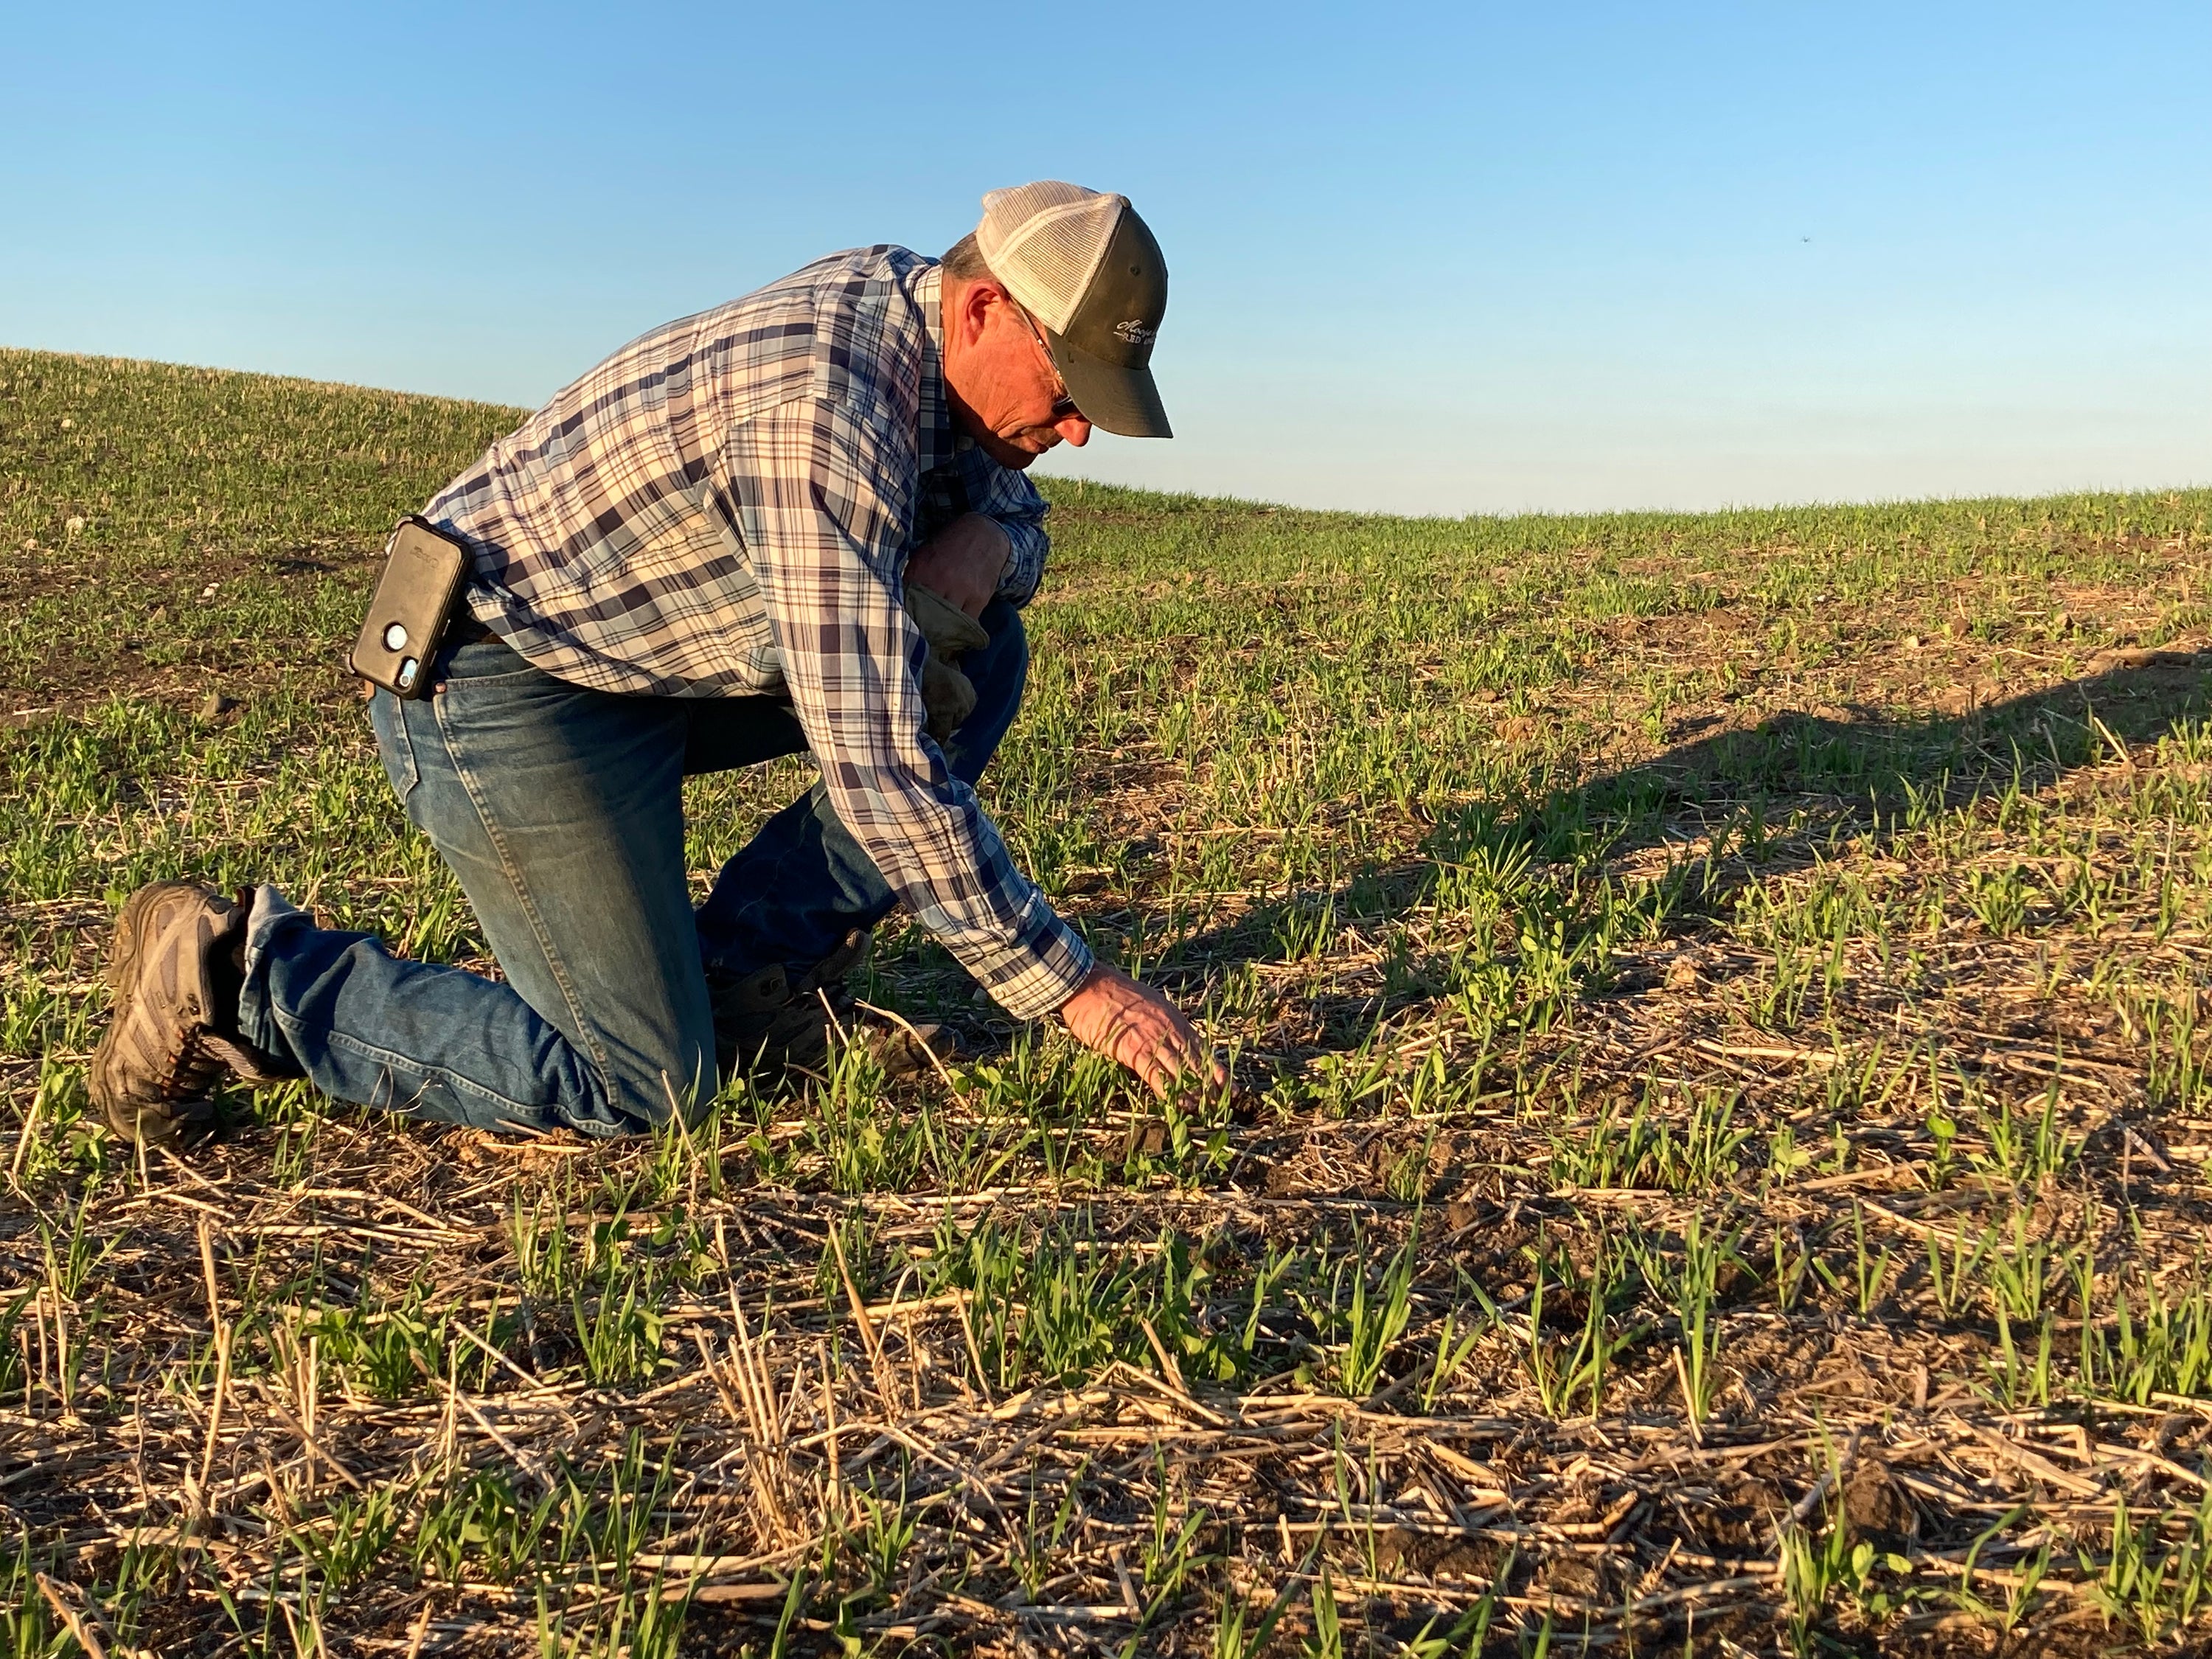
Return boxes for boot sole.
[104,880,175,994]
[89,882,215,1145]
[91,883,177,1096]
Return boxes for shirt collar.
[912,262,970,477]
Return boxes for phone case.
[347,518,470,699]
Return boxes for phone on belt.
[347,517,471,699]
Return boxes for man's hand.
[905,512,1009,619]
[1057,964,1227,1096]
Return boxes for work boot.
[88,881,296,1147]
[706,928,957,1082]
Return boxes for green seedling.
[1301,1564,1342,1659]
[1517,1232,1642,1417]
[1947,1505,2043,1634]
[1333,1230,1416,1399]
[2081,1263,2212,1405]
[1422,1303,1486,1411]
[2090,1494,2212,1644]
[302,1484,406,1590]
[1670,1212,1738,1427]
[1809,1203,1893,1316]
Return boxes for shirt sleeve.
[950,445,1051,608]
[714,398,1093,1019]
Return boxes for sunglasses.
[1013,304,1083,424]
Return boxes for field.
[7,346,2212,1658]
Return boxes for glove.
[903,582,990,742]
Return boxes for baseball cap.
[975,182,1172,439]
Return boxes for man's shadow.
[1152,647,2212,1004]
[1539,644,2210,873]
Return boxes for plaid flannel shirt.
[421,246,1092,1019]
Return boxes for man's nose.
[1055,414,1092,447]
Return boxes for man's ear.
[950,276,1011,347]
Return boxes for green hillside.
[7,345,2212,1655]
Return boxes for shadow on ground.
[1155,650,2212,1009]
[1542,646,2212,856]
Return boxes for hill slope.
[7,347,2212,1655]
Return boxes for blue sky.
[3,2,2205,515]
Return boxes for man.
[90,181,1222,1147]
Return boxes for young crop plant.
[1921,1220,1997,1322]
[1329,1230,1416,1399]
[851,1475,920,1606]
[2081,1263,2212,1405]
[2146,988,2212,1111]
[533,1570,694,1659]
[921,1211,1216,1390]
[1778,1504,1861,1656]
[1767,1221,1815,1314]
[805,1038,931,1194]
[815,1207,881,1312]
[1920,1101,1961,1191]
[35,1185,116,1304]
[305,1279,453,1402]
[1943,1507,2048,1638]
[1300,1564,1343,1659]
[570,1216,675,1386]
[1421,1301,1486,1411]
[2090,1495,2212,1646]
[635,1093,730,1206]
[1808,1200,1895,1317]
[1970,1077,2079,1190]
[1136,1453,1214,1615]
[1984,1302,2058,1409]
[509,1178,576,1307]
[299,1484,406,1591]
[1664,1088,1755,1190]
[1143,1228,1262,1385]
[1763,1121,1817,1189]
[1547,1088,1663,1191]
[0,1535,66,1659]
[1380,1125,1439,1204]
[1209,1539,1324,1659]
[1667,1211,1738,1430]
[414,1465,557,1587]
[1513,1232,1644,1417]
[1965,863,2035,936]
[1120,1084,1236,1188]
[1013,1462,1089,1601]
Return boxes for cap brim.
[1045,327,1172,439]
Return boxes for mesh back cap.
[975,182,1172,439]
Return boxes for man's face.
[942,278,1093,470]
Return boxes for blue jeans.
[233,601,1029,1135]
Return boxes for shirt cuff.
[961,896,1095,1020]
[994,516,1049,608]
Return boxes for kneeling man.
[91,181,1221,1147]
